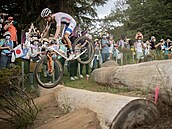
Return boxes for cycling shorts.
[64,20,76,35]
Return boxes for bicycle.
[34,36,95,88]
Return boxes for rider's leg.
[62,34,75,60]
[62,33,73,53]
[64,20,76,53]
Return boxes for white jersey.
[135,40,143,53]
[53,12,75,26]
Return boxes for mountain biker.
[40,8,76,60]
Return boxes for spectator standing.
[28,36,41,88]
[150,36,156,50]
[154,39,166,59]
[0,31,14,69]
[149,36,157,60]
[166,39,172,59]
[113,43,120,61]
[134,35,145,63]
[0,11,7,39]
[58,40,67,72]
[68,60,78,80]
[109,35,115,60]
[118,36,125,48]
[79,30,92,78]
[135,30,143,40]
[101,34,110,63]
[144,40,151,56]
[4,16,18,47]
[68,33,78,81]
[91,38,102,71]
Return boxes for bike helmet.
[41,8,52,18]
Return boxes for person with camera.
[134,35,145,63]
[0,11,7,39]
[101,34,110,63]
[4,16,18,47]
[0,31,14,69]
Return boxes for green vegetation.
[1,0,107,33]
[104,0,172,40]
[61,72,145,96]
[0,66,38,129]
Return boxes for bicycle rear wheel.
[74,36,95,64]
[34,56,63,88]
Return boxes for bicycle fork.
[47,53,54,74]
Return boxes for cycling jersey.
[52,12,76,35]
[53,12,75,26]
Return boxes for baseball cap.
[8,17,14,21]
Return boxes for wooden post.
[21,61,24,89]
[78,63,80,77]
[132,52,135,63]
[121,53,123,66]
[52,60,55,82]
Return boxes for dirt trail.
[36,108,101,129]
[31,93,101,129]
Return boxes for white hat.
[31,36,39,42]
[94,38,99,42]
[151,36,155,40]
[3,31,11,37]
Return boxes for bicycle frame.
[45,42,87,75]
[46,43,87,61]
[35,35,94,88]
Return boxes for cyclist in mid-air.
[40,8,76,60]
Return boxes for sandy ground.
[0,89,172,129]
[31,93,101,129]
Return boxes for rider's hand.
[40,38,44,43]
[50,39,56,44]
[53,37,57,41]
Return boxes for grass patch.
[61,74,145,96]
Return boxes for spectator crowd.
[1,13,172,88]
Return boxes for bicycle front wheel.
[74,36,95,64]
[34,56,63,88]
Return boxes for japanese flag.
[14,44,24,58]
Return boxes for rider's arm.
[54,25,60,40]
[41,22,51,39]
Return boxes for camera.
[12,21,17,24]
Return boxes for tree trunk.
[91,60,172,105]
[37,86,160,129]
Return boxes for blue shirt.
[101,39,109,53]
[0,39,13,54]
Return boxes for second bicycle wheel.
[74,36,95,64]
[34,56,63,88]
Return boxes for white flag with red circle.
[14,44,24,58]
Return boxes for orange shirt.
[4,24,17,41]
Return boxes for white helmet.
[41,8,52,18]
